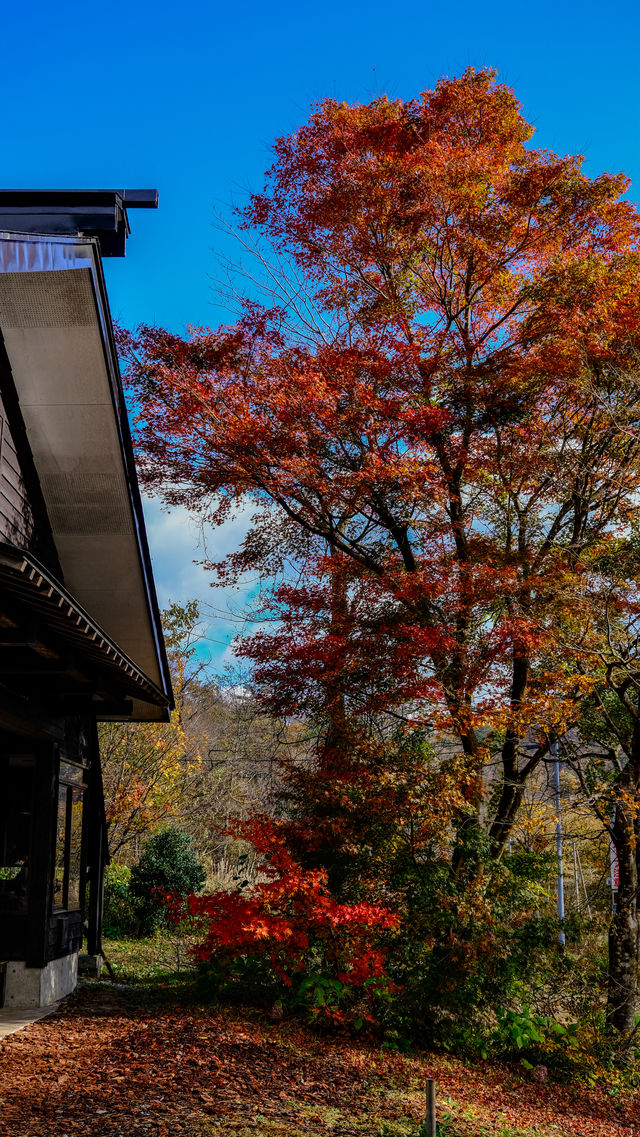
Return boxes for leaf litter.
[0,982,637,1136]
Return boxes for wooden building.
[0,191,172,1008]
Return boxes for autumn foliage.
[167,816,399,1025]
[100,603,204,861]
[122,68,640,836]
[4,986,640,1137]
[121,69,640,1043]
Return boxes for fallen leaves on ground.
[0,983,637,1136]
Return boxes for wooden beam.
[0,660,90,679]
[0,625,60,659]
[95,700,134,720]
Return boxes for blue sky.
[4,0,640,667]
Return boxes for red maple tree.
[121,68,640,1032]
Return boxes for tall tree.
[556,529,640,1034]
[120,69,640,1027]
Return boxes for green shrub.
[129,828,205,936]
[103,863,138,937]
[380,829,557,1054]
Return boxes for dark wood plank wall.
[0,389,34,549]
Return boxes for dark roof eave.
[0,541,170,711]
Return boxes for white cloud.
[141,496,259,672]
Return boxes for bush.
[376,827,558,1053]
[172,818,399,1027]
[103,863,138,937]
[129,828,205,937]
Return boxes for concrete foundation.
[3,953,78,1009]
[78,953,103,978]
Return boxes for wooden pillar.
[26,742,57,968]
[86,722,106,958]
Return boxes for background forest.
[100,598,623,1081]
[103,69,640,1088]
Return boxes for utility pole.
[609,824,619,914]
[573,841,580,908]
[552,739,566,947]
[576,843,592,918]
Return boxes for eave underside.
[0,543,169,722]
[0,236,173,714]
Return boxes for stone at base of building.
[77,953,103,978]
[3,954,78,1009]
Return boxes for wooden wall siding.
[0,389,34,549]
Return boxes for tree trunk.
[488,649,532,858]
[607,800,639,1035]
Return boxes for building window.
[53,760,85,912]
[0,755,35,914]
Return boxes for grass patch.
[475,1129,571,1137]
[101,931,198,995]
[202,1122,308,1137]
[201,1112,421,1136]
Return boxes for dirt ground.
[0,981,638,1137]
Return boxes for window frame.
[53,757,87,914]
